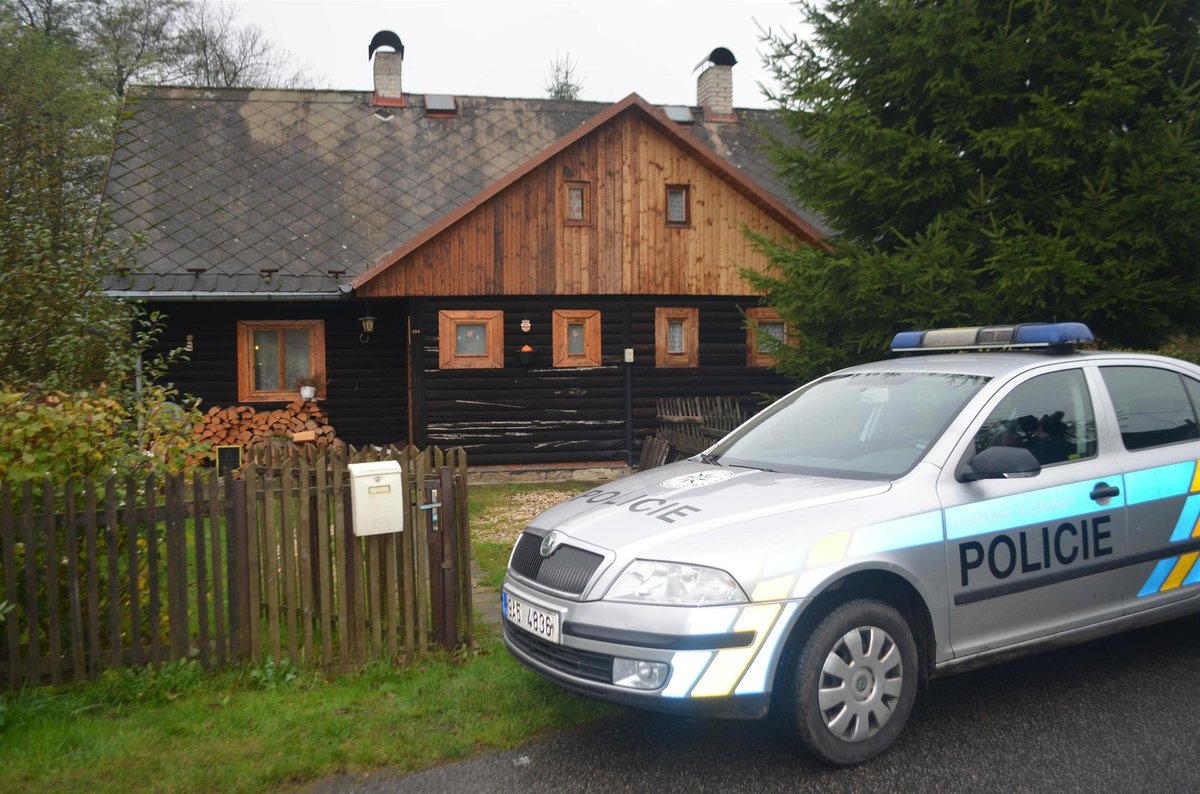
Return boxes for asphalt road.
[308,613,1200,793]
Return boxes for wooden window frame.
[746,308,788,368]
[564,180,591,226]
[438,309,504,369]
[655,307,699,368]
[552,309,602,368]
[236,319,326,402]
[666,184,691,227]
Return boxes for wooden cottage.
[103,40,823,468]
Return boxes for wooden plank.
[243,466,261,662]
[209,471,226,666]
[297,453,315,664]
[21,482,40,682]
[145,474,162,668]
[2,481,21,687]
[346,473,367,662]
[332,450,352,668]
[414,453,430,650]
[44,482,62,684]
[384,530,399,661]
[367,536,382,656]
[280,464,298,663]
[401,454,416,652]
[105,478,121,669]
[454,470,474,647]
[193,473,210,667]
[438,466,459,650]
[165,475,187,662]
[65,483,85,681]
[84,480,102,679]
[262,471,281,664]
[315,452,334,662]
[125,477,142,667]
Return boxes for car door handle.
[1090,483,1120,501]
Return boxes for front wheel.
[779,598,918,765]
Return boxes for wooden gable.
[356,98,817,299]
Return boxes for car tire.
[780,598,918,765]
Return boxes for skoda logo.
[540,530,564,558]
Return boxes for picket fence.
[0,445,470,689]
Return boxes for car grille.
[505,624,613,684]
[510,532,604,596]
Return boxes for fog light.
[613,658,669,690]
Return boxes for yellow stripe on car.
[689,604,781,697]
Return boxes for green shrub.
[0,384,205,482]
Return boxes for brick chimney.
[369,30,405,107]
[696,47,737,121]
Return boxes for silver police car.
[502,322,1200,764]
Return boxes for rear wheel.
[780,598,918,765]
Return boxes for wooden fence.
[0,445,470,689]
[656,396,749,456]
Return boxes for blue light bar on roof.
[890,322,1094,352]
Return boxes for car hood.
[530,460,892,560]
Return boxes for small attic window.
[373,107,394,121]
[664,106,694,124]
[424,94,457,117]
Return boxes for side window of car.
[1099,366,1200,451]
[973,369,1097,465]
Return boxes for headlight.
[604,560,748,605]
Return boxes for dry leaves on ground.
[473,489,580,543]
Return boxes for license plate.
[502,590,561,644]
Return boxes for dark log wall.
[412,296,797,466]
[149,300,409,447]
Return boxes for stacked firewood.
[195,400,338,450]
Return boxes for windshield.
[713,371,989,479]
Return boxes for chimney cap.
[369,30,404,60]
[693,47,737,72]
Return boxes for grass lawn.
[0,480,616,793]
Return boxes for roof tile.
[104,87,821,295]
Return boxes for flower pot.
[299,385,317,400]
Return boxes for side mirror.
[958,446,1041,482]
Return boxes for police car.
[501,322,1200,764]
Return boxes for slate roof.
[103,85,821,297]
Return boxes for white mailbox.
[347,460,407,537]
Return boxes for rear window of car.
[1100,366,1200,450]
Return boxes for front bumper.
[501,577,805,719]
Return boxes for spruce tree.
[751,0,1200,379]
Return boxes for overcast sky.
[228,0,806,108]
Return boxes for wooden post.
[125,477,142,667]
[2,481,21,687]
[104,477,121,670]
[232,475,252,662]
[21,481,40,682]
[44,481,62,684]
[193,473,210,667]
[84,480,102,679]
[64,482,85,681]
[438,466,460,650]
[208,471,225,666]
[145,474,162,668]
